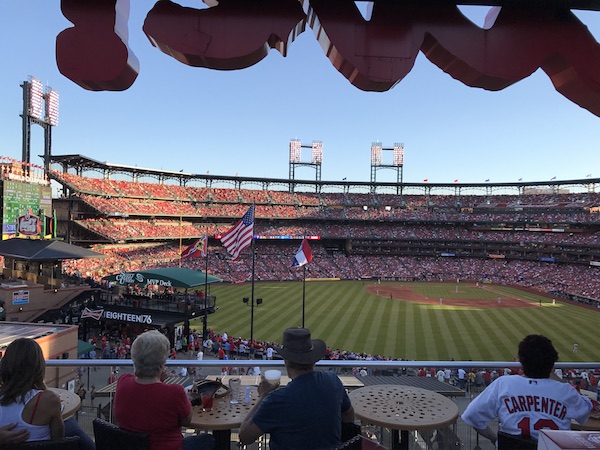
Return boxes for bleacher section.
[50,170,600,303]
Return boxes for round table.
[190,387,259,450]
[572,416,600,431]
[48,388,81,419]
[349,385,459,450]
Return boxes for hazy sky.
[1,1,599,185]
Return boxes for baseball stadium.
[37,153,599,364]
[16,154,592,448]
[2,1,600,448]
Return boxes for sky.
[0,1,599,187]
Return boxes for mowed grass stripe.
[417,306,442,361]
[429,308,456,360]
[441,310,474,360]
[315,282,368,352]
[403,301,417,359]
[253,285,302,339]
[382,298,404,358]
[352,293,388,356]
[202,281,600,361]
[342,288,378,353]
[471,309,517,360]
[455,309,489,361]
[407,305,425,360]
[528,304,598,360]
[307,281,353,333]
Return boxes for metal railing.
[48,359,599,450]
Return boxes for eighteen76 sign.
[56,0,600,116]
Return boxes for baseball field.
[190,281,600,362]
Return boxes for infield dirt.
[364,283,537,308]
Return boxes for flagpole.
[302,231,309,327]
[250,227,256,345]
[302,263,306,327]
[203,235,209,340]
[178,203,183,268]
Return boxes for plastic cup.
[229,378,241,404]
[264,369,282,386]
[201,392,214,411]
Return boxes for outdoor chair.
[93,418,149,450]
[0,436,80,450]
[497,431,537,450]
[337,435,388,450]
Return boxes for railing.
[45,359,600,370]
[47,359,599,450]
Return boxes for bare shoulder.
[40,389,61,409]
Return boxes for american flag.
[220,205,254,260]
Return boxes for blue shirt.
[252,371,352,450]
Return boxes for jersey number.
[517,417,559,437]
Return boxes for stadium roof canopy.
[0,238,105,261]
[102,268,222,289]
[50,154,196,180]
[50,153,600,190]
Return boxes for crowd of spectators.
[75,217,600,251]
[54,171,600,218]
[61,242,600,303]
[74,191,600,223]
[51,171,600,304]
[196,330,599,389]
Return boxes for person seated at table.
[462,334,599,445]
[239,327,355,449]
[114,330,214,450]
[0,338,64,441]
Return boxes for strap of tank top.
[29,391,43,423]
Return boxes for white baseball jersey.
[462,375,592,440]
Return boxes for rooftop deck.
[49,358,599,449]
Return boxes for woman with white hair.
[114,330,214,450]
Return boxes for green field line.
[430,308,455,360]
[200,281,600,362]
[403,302,416,359]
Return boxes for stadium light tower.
[370,142,404,195]
[288,139,323,193]
[21,76,59,173]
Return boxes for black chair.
[93,418,149,450]
[337,435,388,450]
[0,436,80,450]
[497,431,537,450]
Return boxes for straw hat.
[277,328,326,364]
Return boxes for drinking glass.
[229,377,242,404]
[201,391,214,411]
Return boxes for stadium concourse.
[47,166,600,305]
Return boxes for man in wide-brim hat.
[240,328,355,449]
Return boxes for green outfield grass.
[190,281,600,362]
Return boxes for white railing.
[46,359,600,370]
[48,359,598,450]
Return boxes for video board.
[2,180,52,238]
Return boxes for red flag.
[423,179,428,182]
[181,235,208,259]
[220,206,254,260]
[292,238,313,267]
[454,179,458,183]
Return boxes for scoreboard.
[2,180,52,238]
